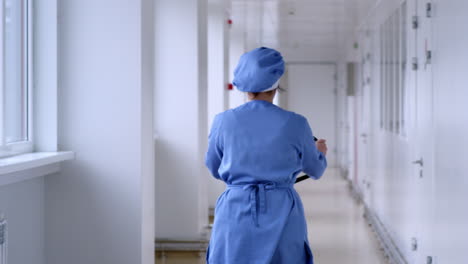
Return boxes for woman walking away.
[205,47,328,264]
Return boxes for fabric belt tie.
[227,182,293,227]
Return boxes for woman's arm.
[205,114,223,179]
[300,117,327,179]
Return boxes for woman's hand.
[316,139,328,156]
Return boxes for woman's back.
[206,100,326,185]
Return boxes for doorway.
[284,63,337,167]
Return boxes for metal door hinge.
[426,50,432,65]
[427,256,433,264]
[412,57,419,71]
[411,237,418,251]
[426,2,433,18]
[412,16,419,29]
[0,220,5,246]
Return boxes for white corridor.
[298,169,387,264]
[1,1,468,263]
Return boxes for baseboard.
[340,167,349,179]
[349,181,363,203]
[208,207,215,217]
[344,176,363,204]
[155,238,208,252]
[364,206,408,264]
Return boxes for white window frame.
[0,0,73,184]
[0,0,33,158]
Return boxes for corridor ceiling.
[230,0,375,61]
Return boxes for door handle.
[412,159,424,166]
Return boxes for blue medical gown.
[205,100,327,264]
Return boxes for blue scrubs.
[205,100,327,264]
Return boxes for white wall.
[229,1,249,109]
[207,0,230,208]
[141,0,156,261]
[339,0,468,263]
[0,178,45,264]
[154,0,209,240]
[46,1,154,264]
[432,0,468,262]
[335,62,349,173]
[244,0,263,52]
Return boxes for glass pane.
[385,20,392,131]
[383,23,387,131]
[382,23,388,130]
[389,15,394,132]
[380,25,384,129]
[395,9,400,134]
[4,0,28,143]
[401,1,407,135]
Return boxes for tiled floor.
[156,251,205,264]
[296,168,387,264]
[156,169,387,264]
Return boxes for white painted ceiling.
[230,0,375,61]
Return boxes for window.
[0,0,32,158]
[379,24,384,129]
[394,10,400,134]
[379,1,408,136]
[400,1,407,136]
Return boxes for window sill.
[0,151,74,187]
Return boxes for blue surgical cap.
[233,47,285,93]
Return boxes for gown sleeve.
[300,117,327,179]
[205,113,224,180]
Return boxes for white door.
[413,0,435,262]
[358,31,375,205]
[285,64,337,167]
